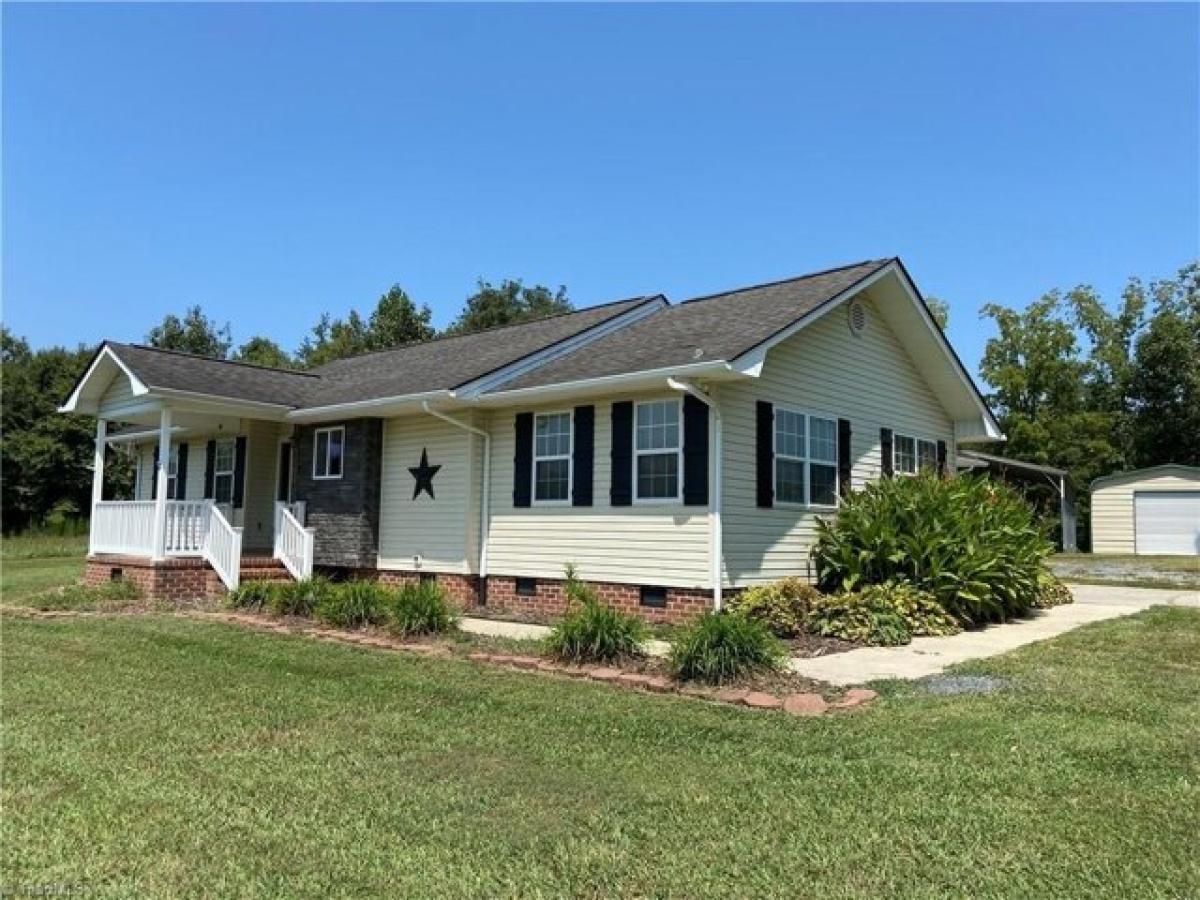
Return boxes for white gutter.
[667,377,723,611]
[421,401,491,578]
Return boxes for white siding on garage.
[1091,468,1200,555]
[486,395,711,588]
[718,293,955,586]
[378,413,481,574]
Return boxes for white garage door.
[1134,491,1200,555]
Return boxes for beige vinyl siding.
[378,414,479,574]
[719,295,955,586]
[1091,471,1200,554]
[486,395,710,588]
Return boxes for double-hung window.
[213,438,236,504]
[894,434,937,475]
[313,426,345,480]
[775,409,838,507]
[166,445,180,500]
[634,399,681,501]
[533,412,572,503]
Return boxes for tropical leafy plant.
[668,611,785,684]
[544,565,648,663]
[385,581,459,637]
[812,472,1053,625]
[806,593,912,646]
[730,577,822,637]
[1032,572,1075,609]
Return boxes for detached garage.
[1091,465,1200,556]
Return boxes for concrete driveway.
[789,583,1200,686]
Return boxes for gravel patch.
[923,675,1011,696]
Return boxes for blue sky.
[4,3,1197,380]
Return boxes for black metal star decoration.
[408,448,441,500]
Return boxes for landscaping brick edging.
[189,611,877,716]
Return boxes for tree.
[925,296,950,330]
[234,336,294,369]
[297,311,372,368]
[1,329,134,532]
[146,305,232,358]
[446,279,571,335]
[367,285,435,349]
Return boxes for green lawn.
[0,535,86,606]
[5,567,1200,897]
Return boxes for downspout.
[667,378,723,611]
[421,401,491,579]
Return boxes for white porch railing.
[91,501,158,556]
[204,506,242,591]
[90,500,243,591]
[274,502,314,581]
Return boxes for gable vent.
[847,300,867,336]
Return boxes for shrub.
[731,577,822,637]
[668,611,785,684]
[226,580,274,613]
[31,578,142,612]
[812,472,1053,625]
[854,582,961,637]
[806,593,912,646]
[315,580,391,629]
[544,565,648,663]
[385,581,459,638]
[1033,572,1074,609]
[267,576,333,618]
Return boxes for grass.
[1050,552,1200,589]
[1053,553,1200,574]
[0,535,87,606]
[4,552,1199,897]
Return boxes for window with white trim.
[894,433,937,475]
[213,438,236,503]
[166,445,180,500]
[775,409,838,507]
[634,399,681,501]
[533,412,572,502]
[313,426,345,479]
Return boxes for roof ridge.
[313,295,658,371]
[114,342,321,378]
[679,258,894,306]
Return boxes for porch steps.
[239,555,296,583]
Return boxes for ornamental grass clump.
[385,581,459,638]
[226,580,273,613]
[668,611,785,685]
[267,576,334,618]
[544,565,648,664]
[812,472,1053,625]
[314,580,391,629]
[731,577,822,637]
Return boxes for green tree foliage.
[233,336,294,369]
[145,305,232,358]
[979,261,1198,549]
[297,285,434,367]
[1,330,133,532]
[925,296,950,330]
[446,279,571,335]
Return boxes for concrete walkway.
[788,584,1200,686]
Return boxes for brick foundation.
[85,555,226,603]
[374,570,482,609]
[485,575,713,624]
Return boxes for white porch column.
[152,407,172,561]
[89,418,107,555]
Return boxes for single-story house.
[61,257,1002,621]
[1091,465,1200,556]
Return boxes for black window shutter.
[682,394,709,506]
[572,405,594,507]
[610,401,634,507]
[176,443,189,500]
[204,440,216,499]
[513,412,533,508]
[232,436,248,508]
[936,439,948,476]
[837,419,852,499]
[151,446,159,500]
[880,428,894,478]
[756,401,774,508]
